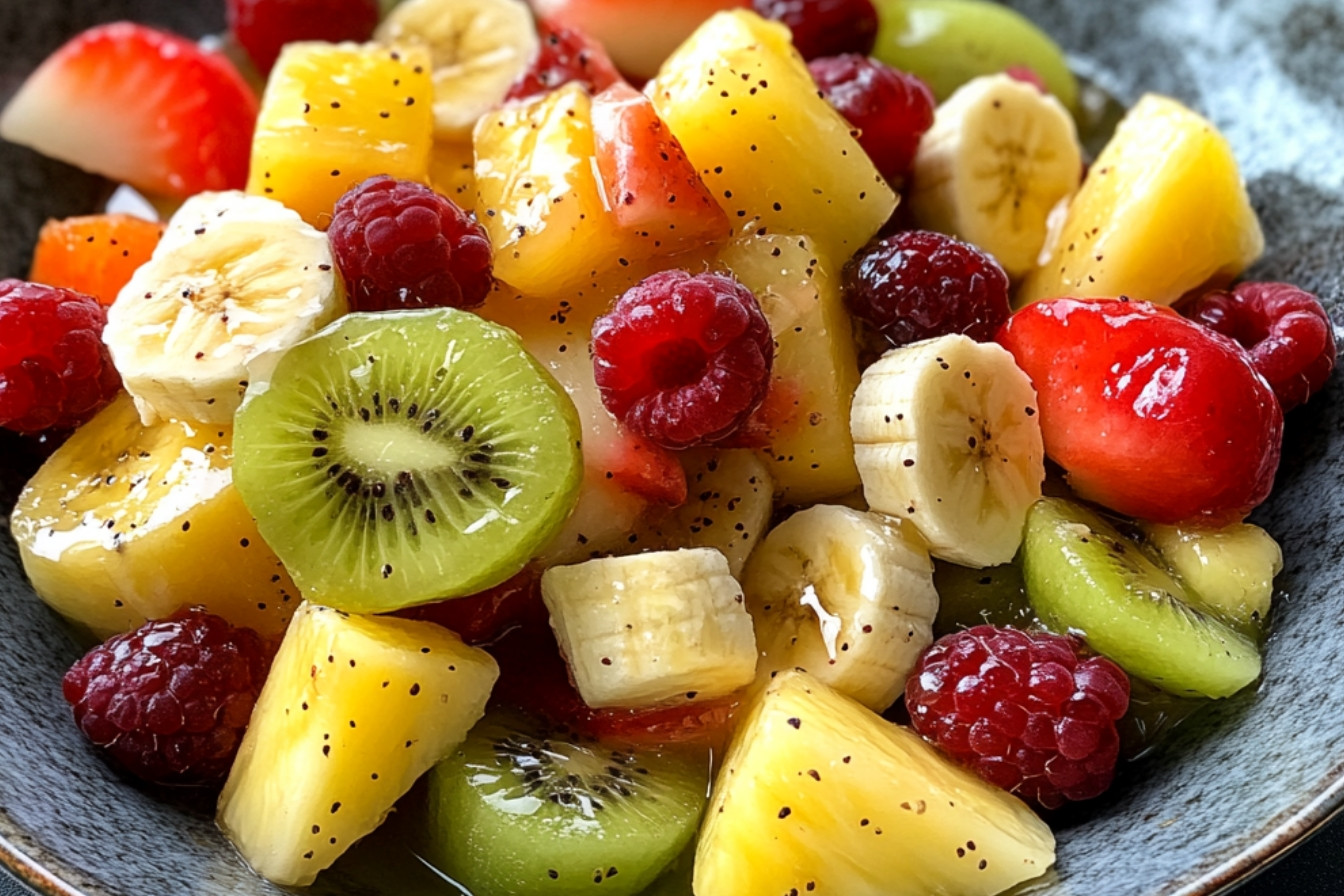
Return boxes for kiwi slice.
[422,711,708,896]
[233,309,582,613]
[1022,497,1261,699]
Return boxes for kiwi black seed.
[421,712,708,896]
[233,309,582,613]
[1021,497,1261,699]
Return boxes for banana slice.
[375,0,539,140]
[850,334,1045,568]
[909,73,1082,279]
[541,548,758,708]
[104,191,346,425]
[741,505,938,712]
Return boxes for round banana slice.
[909,73,1082,279]
[375,0,539,140]
[104,191,346,425]
[742,504,939,712]
[850,333,1045,568]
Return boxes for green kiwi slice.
[1022,497,1261,699]
[233,309,582,613]
[421,711,708,896]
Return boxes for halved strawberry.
[0,23,258,199]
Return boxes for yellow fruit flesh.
[649,11,897,269]
[217,603,499,887]
[1017,93,1263,307]
[247,42,434,228]
[696,671,1055,896]
[10,394,297,640]
[428,138,476,213]
[717,234,861,503]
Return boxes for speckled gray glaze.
[1,0,1342,894]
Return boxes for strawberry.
[997,298,1283,526]
[0,23,258,199]
[505,19,625,102]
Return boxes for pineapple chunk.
[1017,94,1263,307]
[9,394,297,640]
[217,603,498,887]
[649,11,897,268]
[246,42,434,228]
[718,234,861,503]
[696,670,1056,896]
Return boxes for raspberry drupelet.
[906,625,1131,810]
[328,175,493,313]
[0,279,121,434]
[592,269,774,449]
[751,0,879,61]
[808,54,936,184]
[62,608,273,785]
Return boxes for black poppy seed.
[778,807,791,819]
[787,717,801,729]
[410,683,421,696]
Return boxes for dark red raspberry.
[227,0,380,75]
[1182,281,1337,412]
[505,20,624,102]
[906,625,1130,810]
[61,608,273,785]
[843,230,1011,349]
[0,280,121,434]
[329,175,493,313]
[751,0,879,60]
[592,269,774,449]
[808,54,936,183]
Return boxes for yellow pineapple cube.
[247,42,434,228]
[1017,94,1264,307]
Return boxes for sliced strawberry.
[505,19,625,102]
[396,570,546,647]
[28,214,165,306]
[591,82,731,254]
[586,426,689,506]
[0,23,258,198]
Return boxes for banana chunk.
[541,548,758,708]
[909,73,1082,279]
[742,505,938,712]
[375,0,539,140]
[105,191,346,425]
[851,334,1045,568]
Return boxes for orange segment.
[28,213,164,305]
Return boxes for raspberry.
[751,0,879,61]
[61,608,273,785]
[0,280,121,434]
[227,0,380,75]
[329,175,493,313]
[843,231,1011,349]
[592,269,774,449]
[808,55,936,183]
[906,625,1130,810]
[1182,281,1337,412]
[505,20,624,102]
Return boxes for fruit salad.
[0,0,1336,894]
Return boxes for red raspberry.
[329,175,493,313]
[592,269,774,449]
[843,230,1011,349]
[227,0,380,75]
[752,0,879,60]
[1182,281,1337,412]
[0,280,121,434]
[808,55,936,183]
[505,20,624,102]
[61,608,273,785]
[906,625,1130,810]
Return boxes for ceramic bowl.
[2,0,1343,894]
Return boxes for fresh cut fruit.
[217,602,499,886]
[27,214,165,306]
[9,393,298,640]
[694,669,1056,895]
[1022,497,1261,699]
[233,308,583,612]
[422,710,709,896]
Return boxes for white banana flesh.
[909,73,1082,279]
[850,334,1044,568]
[104,191,346,426]
[1140,521,1282,631]
[541,548,758,708]
[741,504,938,712]
[375,0,539,140]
